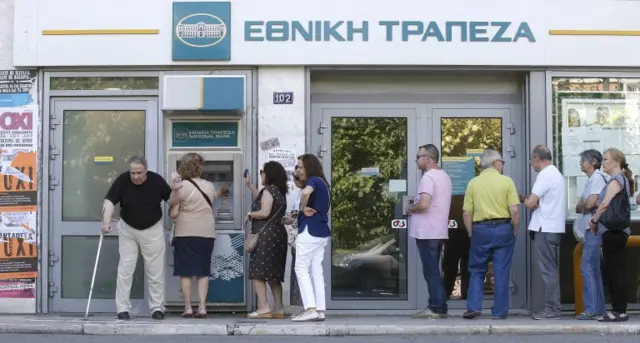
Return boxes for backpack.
[599,175,630,232]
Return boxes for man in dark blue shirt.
[101,156,178,320]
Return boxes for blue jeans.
[467,223,515,317]
[416,239,447,314]
[580,230,605,315]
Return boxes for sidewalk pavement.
[0,314,639,336]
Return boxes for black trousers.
[602,230,629,313]
[443,228,470,299]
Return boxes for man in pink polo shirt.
[406,144,452,319]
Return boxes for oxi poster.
[0,107,38,285]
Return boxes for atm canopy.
[162,75,245,114]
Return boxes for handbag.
[245,189,284,253]
[599,175,630,232]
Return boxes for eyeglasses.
[416,154,428,161]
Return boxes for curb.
[0,322,639,335]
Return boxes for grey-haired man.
[101,156,179,320]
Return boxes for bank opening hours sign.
[172,121,239,148]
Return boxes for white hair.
[480,149,502,169]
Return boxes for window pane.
[62,110,145,221]
[50,77,158,90]
[441,117,502,300]
[552,77,640,221]
[330,117,408,300]
[61,236,144,299]
[552,77,640,305]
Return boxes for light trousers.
[294,228,328,311]
[115,219,166,314]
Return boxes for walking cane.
[85,231,105,320]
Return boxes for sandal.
[181,308,193,318]
[194,308,207,318]
[270,312,286,319]
[599,311,628,322]
[247,311,273,319]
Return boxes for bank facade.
[4,0,640,314]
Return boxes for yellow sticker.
[94,156,114,164]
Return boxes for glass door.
[49,99,158,313]
[311,104,421,310]
[425,105,520,310]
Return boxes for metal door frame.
[48,98,159,313]
[311,103,425,310]
[426,103,526,310]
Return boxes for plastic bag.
[573,213,586,242]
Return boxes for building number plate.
[273,92,293,105]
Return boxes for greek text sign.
[172,122,238,147]
[245,21,535,43]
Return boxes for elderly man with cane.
[462,149,520,320]
[101,156,179,320]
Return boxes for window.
[552,77,640,221]
[50,77,158,90]
[553,76,640,305]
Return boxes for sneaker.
[412,308,447,319]
[151,310,165,320]
[292,309,319,322]
[576,312,597,320]
[463,311,482,320]
[116,312,130,320]
[532,311,561,320]
[491,315,507,320]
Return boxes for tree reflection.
[62,111,145,221]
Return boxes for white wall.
[12,0,640,67]
[0,0,37,314]
[257,67,306,308]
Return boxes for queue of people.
[101,153,330,322]
[101,144,632,322]
[405,144,632,322]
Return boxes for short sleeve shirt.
[409,169,452,240]
[527,165,566,233]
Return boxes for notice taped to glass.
[0,106,38,210]
[0,70,37,94]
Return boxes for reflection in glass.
[50,77,159,90]
[330,117,408,300]
[440,117,502,300]
[61,236,144,299]
[62,110,145,221]
[553,77,640,306]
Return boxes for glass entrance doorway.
[311,103,525,311]
[48,99,159,313]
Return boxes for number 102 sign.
[273,92,294,105]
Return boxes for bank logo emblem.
[174,128,189,141]
[176,13,227,48]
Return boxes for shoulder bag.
[246,188,284,253]
[599,175,631,232]
[169,187,197,246]
[185,179,213,208]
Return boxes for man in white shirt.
[523,145,566,320]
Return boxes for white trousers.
[294,227,328,311]
[115,219,166,314]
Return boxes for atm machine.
[161,74,249,311]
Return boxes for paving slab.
[0,314,637,336]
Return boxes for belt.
[473,218,511,225]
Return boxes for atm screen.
[175,160,234,222]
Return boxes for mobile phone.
[243,169,249,178]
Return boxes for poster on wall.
[0,107,38,210]
[0,106,38,281]
[0,278,36,299]
[0,70,37,108]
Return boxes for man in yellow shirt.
[461,149,520,320]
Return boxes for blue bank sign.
[244,21,535,43]
[172,2,231,61]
